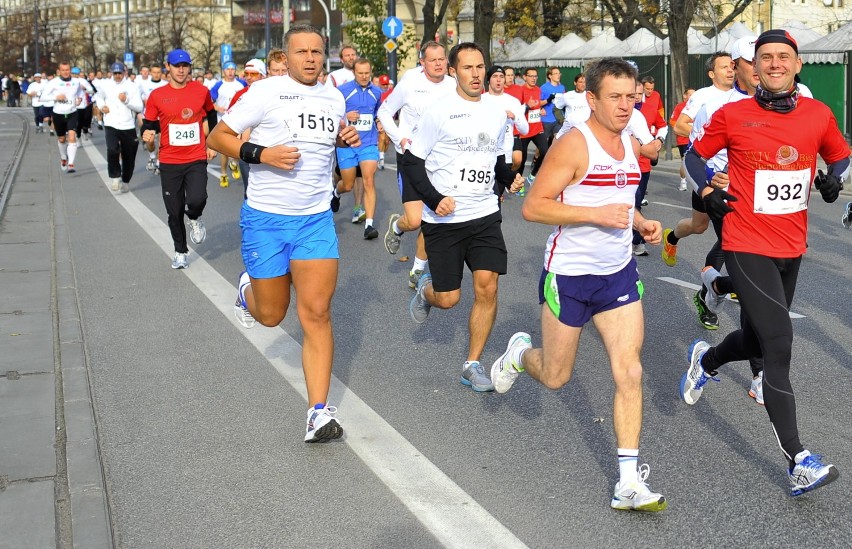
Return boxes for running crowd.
[39,25,851,511]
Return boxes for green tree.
[340,0,414,76]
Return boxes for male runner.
[226,58,267,198]
[490,57,666,512]
[210,61,246,187]
[665,51,734,329]
[26,73,45,132]
[40,72,56,135]
[670,87,696,191]
[139,65,169,174]
[328,45,357,88]
[554,72,589,125]
[73,67,95,142]
[377,41,456,288]
[680,29,848,497]
[540,67,565,145]
[331,58,384,239]
[95,62,143,193]
[404,42,523,392]
[207,24,360,443]
[481,65,528,188]
[43,62,92,173]
[632,79,668,256]
[141,49,217,270]
[267,49,287,76]
[513,68,555,193]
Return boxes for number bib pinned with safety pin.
[169,123,200,146]
[753,168,809,215]
[290,101,338,146]
[455,163,494,195]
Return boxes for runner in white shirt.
[404,42,523,392]
[43,62,92,173]
[27,73,46,132]
[554,73,590,125]
[72,67,95,141]
[376,41,456,288]
[210,62,247,188]
[95,62,143,193]
[139,65,169,174]
[481,65,528,172]
[40,74,56,135]
[489,58,666,512]
[327,45,356,88]
[206,24,360,444]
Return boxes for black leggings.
[701,251,803,463]
[519,133,549,177]
[159,161,208,254]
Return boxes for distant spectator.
[6,75,22,107]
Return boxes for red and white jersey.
[544,122,641,276]
[693,97,850,258]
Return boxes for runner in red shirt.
[669,87,695,191]
[679,30,849,498]
[142,49,217,270]
[514,67,556,195]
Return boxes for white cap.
[731,36,757,62]
[244,59,267,77]
[34,72,42,77]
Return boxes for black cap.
[755,29,798,55]
[486,65,505,81]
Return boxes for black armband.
[206,109,218,132]
[141,119,160,134]
[240,142,266,164]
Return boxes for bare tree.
[188,1,228,71]
[421,0,453,46]
[474,0,496,67]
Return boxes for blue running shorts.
[538,258,643,328]
[240,203,339,279]
[336,144,380,169]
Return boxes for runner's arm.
[400,151,446,211]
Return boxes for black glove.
[703,188,738,221]
[814,169,843,203]
[547,93,556,103]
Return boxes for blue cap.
[223,61,237,70]
[167,49,192,65]
[71,67,81,75]
[110,62,126,73]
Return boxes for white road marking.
[82,145,528,549]
[649,200,692,211]
[656,276,806,319]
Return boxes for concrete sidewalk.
[0,108,112,548]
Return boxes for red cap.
[378,75,390,85]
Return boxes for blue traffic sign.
[124,52,134,66]
[220,44,233,65]
[382,16,403,39]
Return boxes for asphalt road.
[49,129,852,548]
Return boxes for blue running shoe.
[789,451,840,496]
[680,339,718,405]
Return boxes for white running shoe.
[679,179,688,191]
[304,404,343,443]
[233,271,256,329]
[110,178,120,191]
[146,158,155,171]
[680,339,717,405]
[188,218,206,245]
[120,182,129,194]
[611,464,667,512]
[491,332,532,394]
[789,451,839,497]
[171,252,188,269]
[842,202,852,229]
[749,371,764,405]
[700,267,727,314]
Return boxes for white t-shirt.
[203,77,217,90]
[482,91,528,162]
[139,78,168,102]
[27,81,45,107]
[376,70,456,154]
[409,92,506,224]
[681,84,730,121]
[95,77,144,130]
[213,79,246,114]
[327,67,354,88]
[44,77,88,115]
[555,90,590,123]
[222,75,346,216]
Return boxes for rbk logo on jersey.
[593,164,613,171]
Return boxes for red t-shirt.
[144,81,214,165]
[508,84,543,138]
[670,101,688,145]
[693,97,850,257]
[638,94,667,172]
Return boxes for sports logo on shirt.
[776,145,799,166]
[615,170,628,188]
[477,132,490,147]
[181,107,194,120]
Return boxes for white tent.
[599,28,661,57]
[504,36,556,64]
[798,20,850,63]
[779,20,824,48]
[549,28,623,66]
[690,22,757,54]
[491,38,530,63]
[525,33,586,65]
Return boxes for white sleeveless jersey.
[221,74,346,216]
[543,122,641,276]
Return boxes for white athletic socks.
[67,141,79,166]
[58,141,68,160]
[392,219,402,236]
[617,448,640,484]
[366,218,374,227]
[412,256,428,273]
